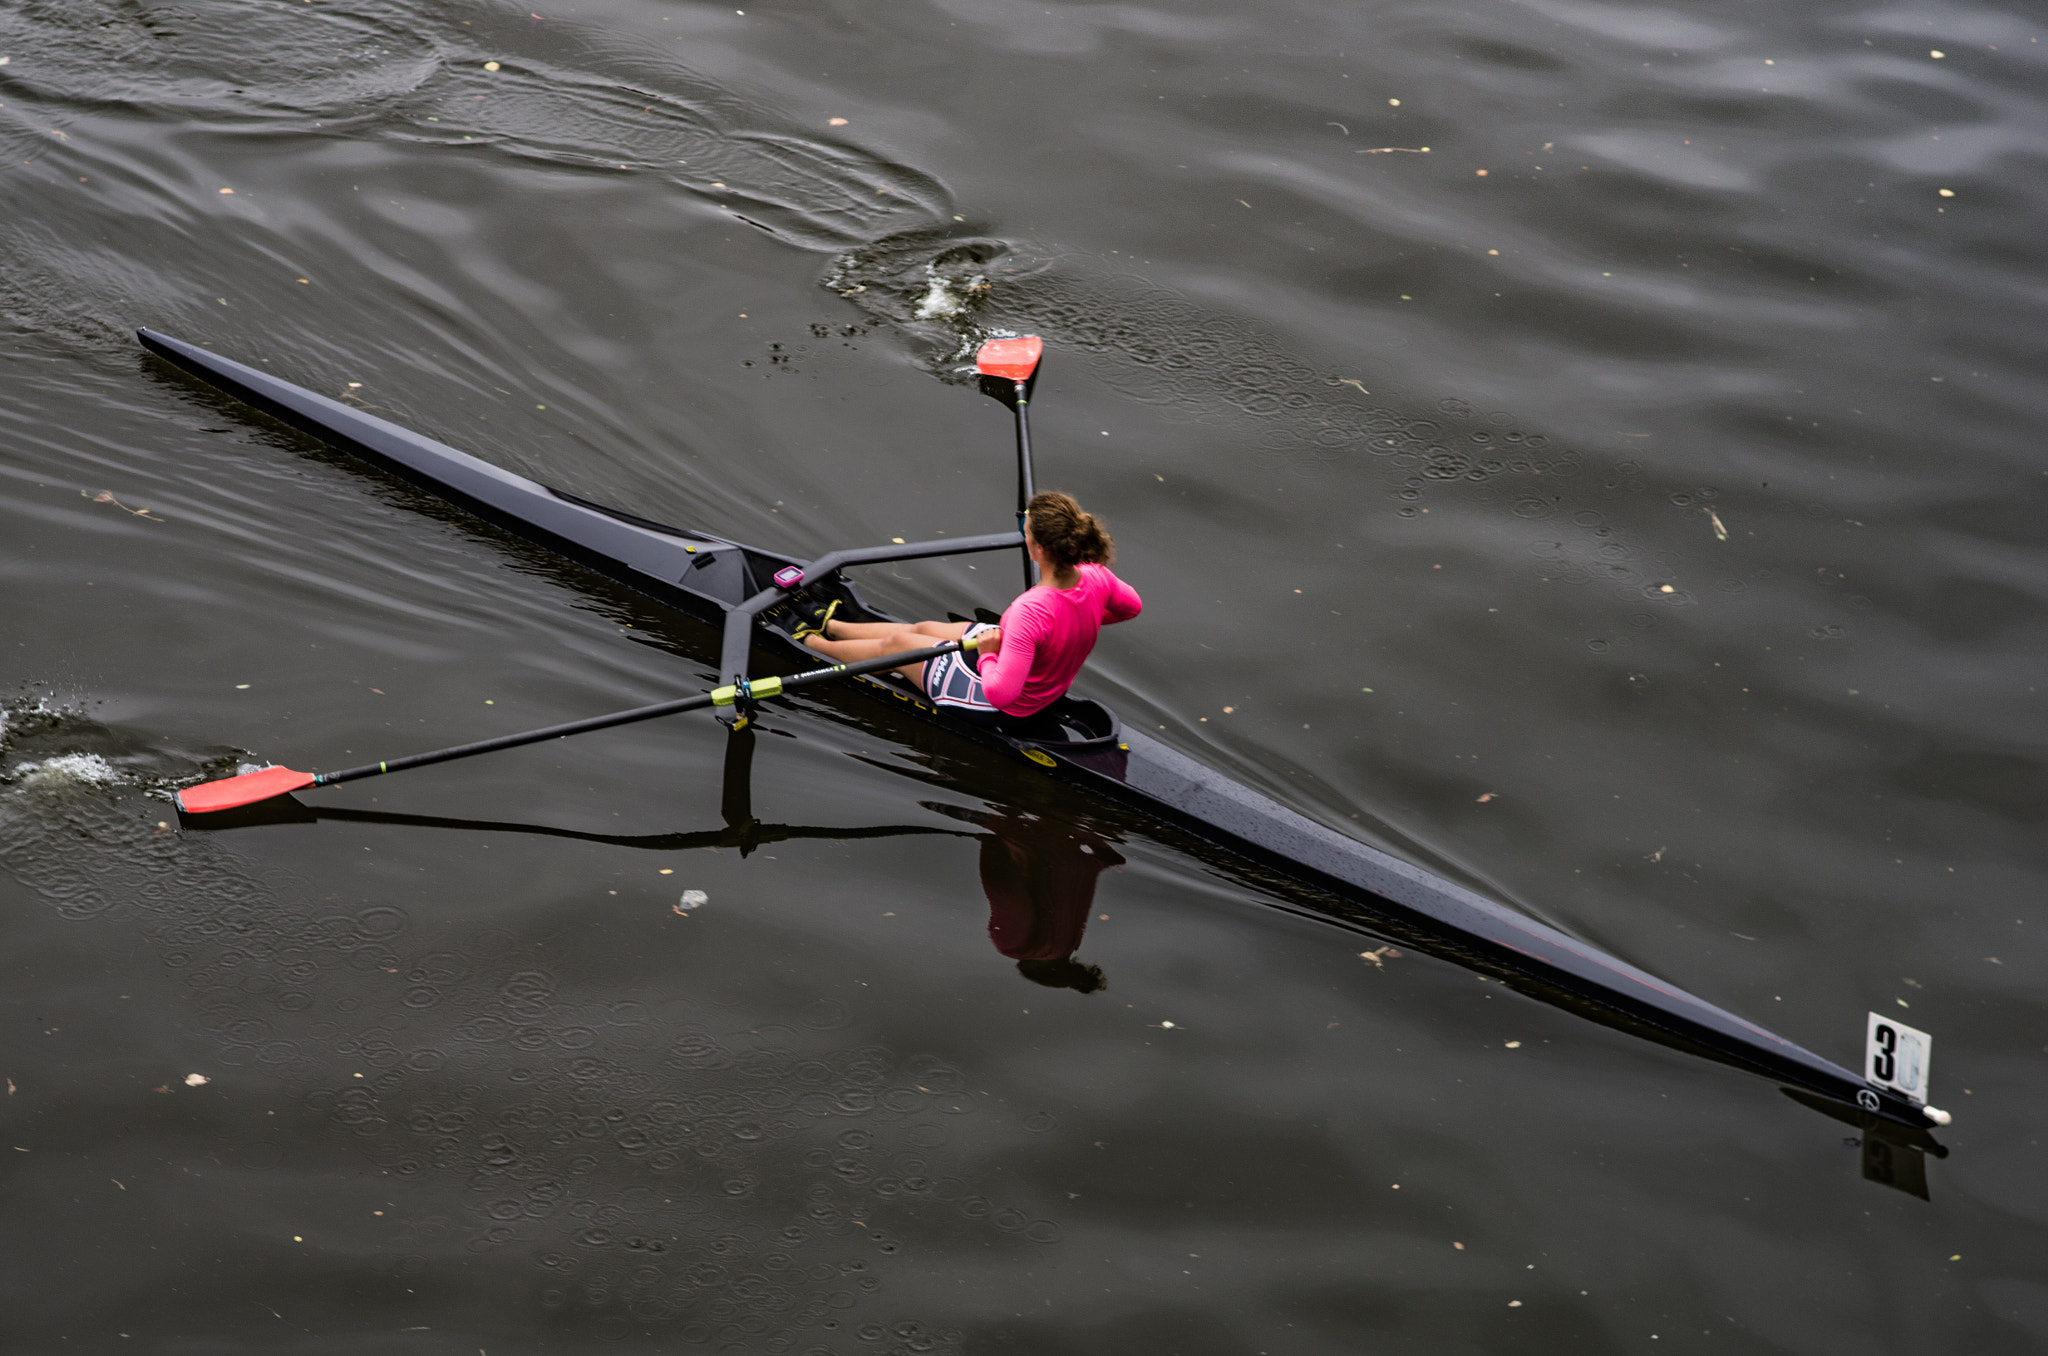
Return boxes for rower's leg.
[817,619,907,640]
[802,621,970,685]
[800,633,906,663]
[818,619,971,642]
[915,620,973,641]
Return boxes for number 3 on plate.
[1864,1012,1933,1103]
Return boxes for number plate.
[1865,1012,1932,1103]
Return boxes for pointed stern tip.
[175,766,316,815]
[136,327,185,361]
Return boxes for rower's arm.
[1103,573,1144,623]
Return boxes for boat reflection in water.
[192,782,1124,997]
[179,770,1945,1195]
[924,802,1123,994]
[175,727,975,856]
[181,763,1123,998]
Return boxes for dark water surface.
[4,0,2045,1349]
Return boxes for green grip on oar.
[711,675,786,706]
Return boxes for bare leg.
[818,619,908,640]
[820,618,968,642]
[802,620,970,685]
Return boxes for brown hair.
[1025,491,1114,569]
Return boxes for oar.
[976,335,1043,588]
[175,636,984,815]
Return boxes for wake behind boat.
[135,325,1947,1137]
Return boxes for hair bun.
[1025,491,1114,569]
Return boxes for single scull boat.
[136,326,1946,1134]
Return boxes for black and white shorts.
[921,623,999,718]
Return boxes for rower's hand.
[974,627,1002,657]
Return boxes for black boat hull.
[136,326,1932,1132]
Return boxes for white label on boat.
[1865,1012,1932,1103]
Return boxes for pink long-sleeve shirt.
[976,563,1143,716]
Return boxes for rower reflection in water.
[929,803,1123,992]
[797,492,1141,726]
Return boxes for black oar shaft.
[315,692,722,786]
[1015,380,1036,508]
[1015,380,1038,588]
[313,639,970,789]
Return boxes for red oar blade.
[176,765,317,814]
[976,335,1042,382]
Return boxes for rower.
[795,491,1140,724]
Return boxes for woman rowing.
[796,491,1140,724]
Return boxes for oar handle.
[314,637,977,788]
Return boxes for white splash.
[913,263,986,320]
[0,697,63,747]
[674,889,709,914]
[12,753,120,787]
